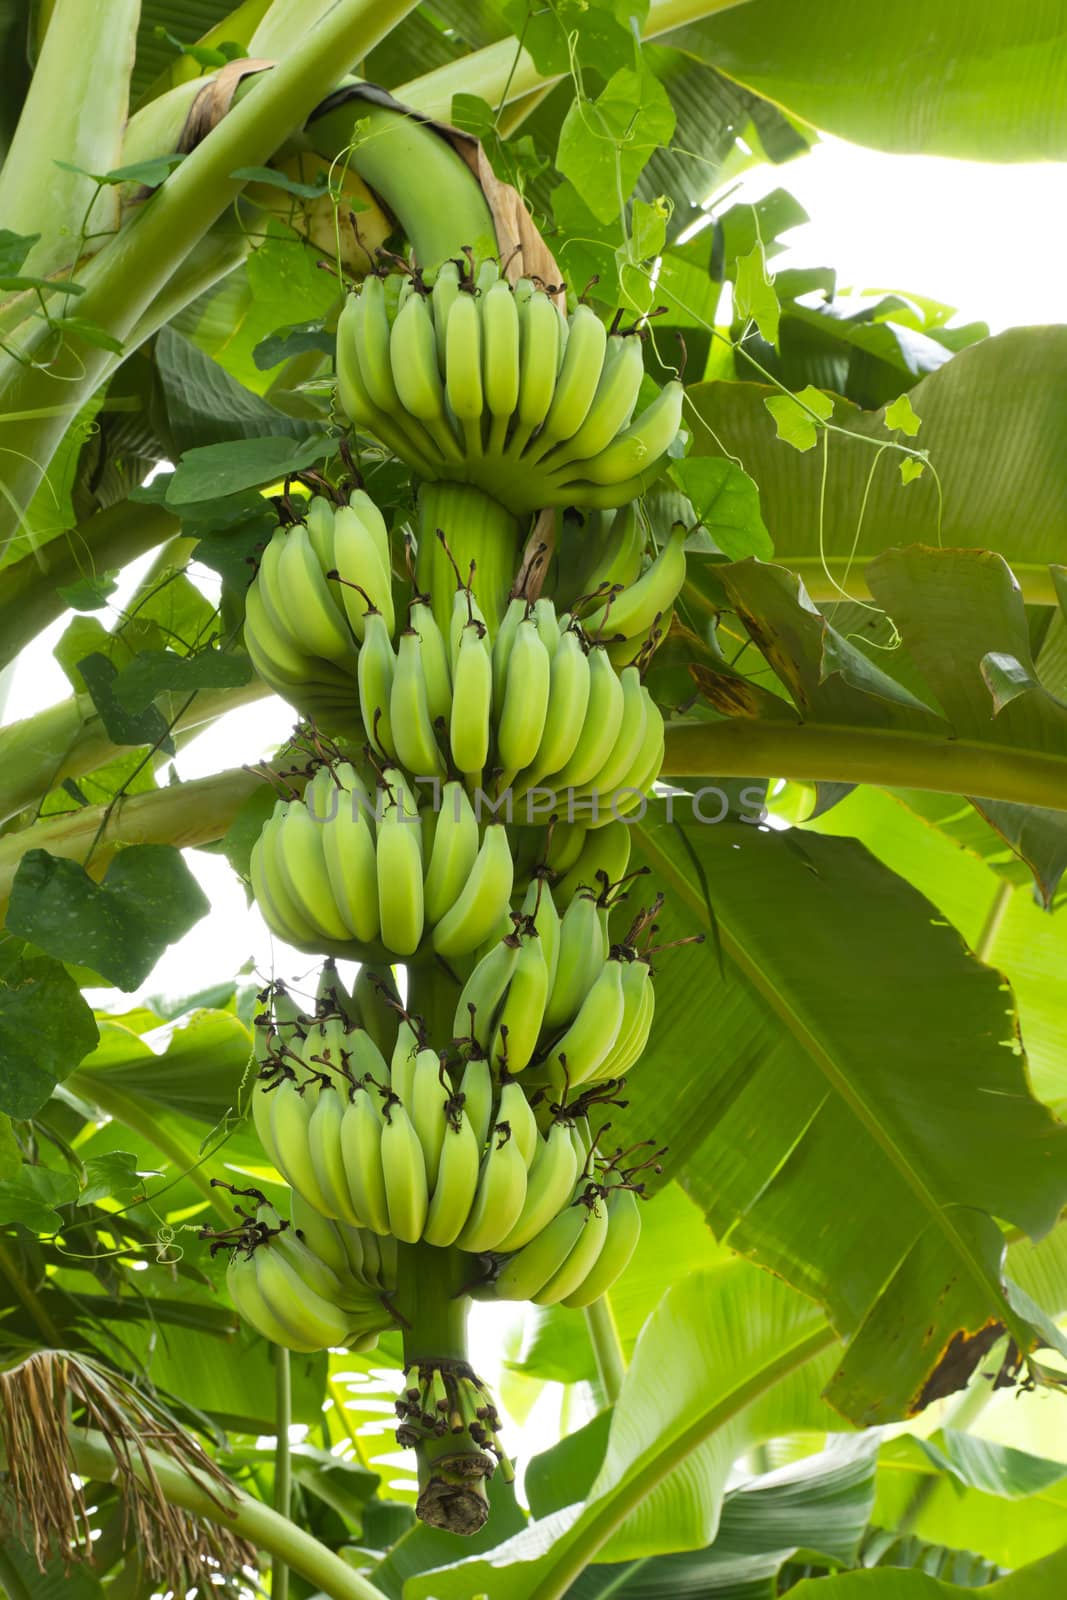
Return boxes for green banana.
[410,594,453,723]
[423,780,481,927]
[496,616,551,776]
[431,259,461,369]
[492,926,549,1075]
[411,1047,451,1187]
[340,1087,391,1235]
[444,290,484,457]
[491,1198,586,1301]
[520,626,590,786]
[543,891,609,1031]
[553,646,626,795]
[357,607,397,759]
[454,933,521,1051]
[553,380,684,488]
[449,618,492,776]
[481,277,520,454]
[332,501,395,639]
[509,288,561,455]
[228,1250,320,1351]
[270,1077,332,1214]
[273,799,352,945]
[308,1083,363,1226]
[556,819,632,907]
[431,824,514,959]
[391,628,447,778]
[533,304,608,452]
[546,333,645,471]
[318,770,380,946]
[543,957,625,1086]
[422,1108,481,1247]
[380,1099,429,1244]
[390,290,462,462]
[575,664,648,805]
[493,1122,579,1254]
[460,1056,494,1151]
[532,1195,610,1305]
[376,773,425,956]
[498,1081,539,1167]
[455,1126,528,1252]
[582,524,687,642]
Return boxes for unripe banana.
[553,647,626,793]
[532,597,561,657]
[336,295,441,477]
[390,1016,423,1107]
[270,1077,331,1213]
[390,292,461,469]
[251,811,322,950]
[596,957,654,1080]
[444,290,484,456]
[557,819,633,907]
[494,1121,580,1253]
[291,1190,351,1280]
[531,1194,610,1305]
[498,1081,539,1167]
[332,502,395,639]
[449,584,489,674]
[509,288,560,453]
[491,595,527,708]
[534,304,608,451]
[348,488,392,578]
[431,259,461,369]
[480,277,520,453]
[422,1108,482,1247]
[609,686,665,818]
[525,878,560,997]
[543,957,626,1086]
[391,629,447,778]
[411,1048,451,1187]
[274,799,352,944]
[305,494,338,580]
[554,381,684,488]
[574,502,647,602]
[475,259,500,293]
[244,581,337,694]
[492,928,549,1075]
[541,892,610,1037]
[308,1083,364,1226]
[254,1239,355,1346]
[340,1087,391,1235]
[228,1250,319,1351]
[546,333,645,470]
[431,825,514,959]
[460,1056,494,1151]
[376,774,425,957]
[456,1126,528,1252]
[357,608,397,759]
[582,524,687,642]
[497,617,552,776]
[409,595,453,724]
[380,1100,429,1243]
[492,1198,586,1301]
[575,664,648,805]
[454,933,521,1051]
[423,780,481,927]
[545,819,587,876]
[351,967,399,1063]
[272,1214,347,1303]
[450,621,492,776]
[353,274,400,412]
[521,626,591,785]
[317,772,380,946]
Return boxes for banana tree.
[3,2,1067,1597]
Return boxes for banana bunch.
[452,841,657,1088]
[488,1179,643,1308]
[249,973,638,1262]
[242,490,393,738]
[336,265,685,514]
[250,764,514,960]
[213,1192,396,1354]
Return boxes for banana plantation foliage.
[2,2,1067,1597]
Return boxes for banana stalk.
[392,1242,500,1535]
[415,481,522,639]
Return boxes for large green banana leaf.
[788,1541,1067,1597]
[686,328,1067,603]
[406,1261,841,1597]
[675,551,1067,900]
[668,3,1067,159]
[613,804,1067,1425]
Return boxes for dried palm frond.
[0,1349,256,1593]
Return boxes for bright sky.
[4,134,1065,1463]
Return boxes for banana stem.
[393,1243,495,1535]
[0,499,180,672]
[415,481,522,639]
[69,1428,391,1600]
[584,1296,626,1404]
[273,1348,292,1600]
[0,766,261,914]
